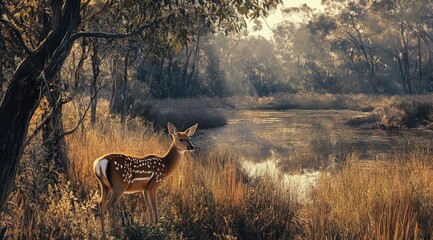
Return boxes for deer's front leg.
[149,186,159,223]
[144,189,157,223]
[143,190,153,221]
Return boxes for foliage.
[273,0,433,94]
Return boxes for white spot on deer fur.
[97,159,109,178]
[93,160,101,176]
[131,173,154,183]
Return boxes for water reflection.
[241,157,320,200]
[196,109,433,172]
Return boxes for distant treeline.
[2,0,433,104]
[134,0,433,98]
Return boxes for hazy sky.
[249,0,324,39]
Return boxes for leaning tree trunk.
[0,0,80,210]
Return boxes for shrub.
[131,99,227,130]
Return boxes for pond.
[194,109,433,193]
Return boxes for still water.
[196,109,433,171]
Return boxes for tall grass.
[0,101,302,239]
[307,150,433,239]
[2,97,433,239]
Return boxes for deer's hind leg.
[99,182,111,239]
[107,186,127,237]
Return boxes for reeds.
[306,151,433,239]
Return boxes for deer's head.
[167,122,198,152]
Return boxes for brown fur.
[93,122,198,239]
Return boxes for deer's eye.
[179,139,184,142]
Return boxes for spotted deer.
[93,122,198,237]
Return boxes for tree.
[0,0,281,210]
[0,0,81,209]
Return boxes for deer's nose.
[187,145,195,151]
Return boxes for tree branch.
[0,18,42,70]
[24,97,62,146]
[70,22,157,41]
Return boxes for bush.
[345,94,433,129]
[400,101,433,128]
[131,99,227,130]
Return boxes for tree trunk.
[186,35,200,96]
[90,40,100,125]
[109,57,118,113]
[151,57,165,98]
[418,35,422,92]
[0,58,4,99]
[166,53,173,98]
[181,44,193,97]
[120,51,129,124]
[41,72,69,177]
[400,22,412,94]
[75,38,88,90]
[396,54,409,93]
[109,54,127,115]
[0,0,80,209]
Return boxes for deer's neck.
[162,143,184,176]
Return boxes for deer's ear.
[185,123,198,137]
[167,122,178,136]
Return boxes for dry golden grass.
[306,150,433,239]
[0,100,301,239]
[2,97,433,239]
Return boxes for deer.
[93,122,198,238]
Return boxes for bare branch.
[25,97,62,146]
[0,18,42,69]
[62,86,101,136]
